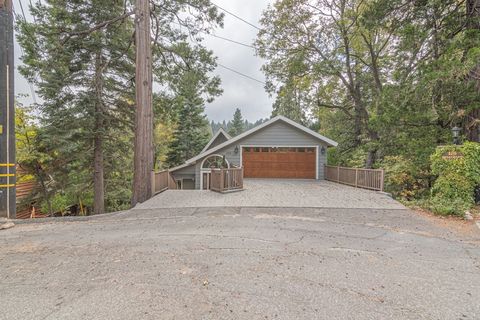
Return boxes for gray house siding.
[193,121,329,189]
[206,134,229,150]
[170,164,196,188]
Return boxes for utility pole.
[0,0,16,219]
[132,0,153,206]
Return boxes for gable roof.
[184,115,338,165]
[200,127,231,154]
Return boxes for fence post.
[337,166,340,182]
[151,170,156,194]
[355,168,358,188]
[380,169,384,192]
[220,169,224,192]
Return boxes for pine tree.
[17,0,136,214]
[228,108,245,137]
[166,71,211,166]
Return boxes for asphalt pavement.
[1,206,479,319]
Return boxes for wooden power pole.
[0,0,16,219]
[132,0,153,206]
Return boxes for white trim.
[187,116,338,164]
[200,128,232,154]
[240,145,319,180]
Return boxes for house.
[169,115,338,190]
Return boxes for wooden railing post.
[337,166,340,182]
[220,169,224,192]
[151,170,156,195]
[380,169,384,192]
[355,168,358,188]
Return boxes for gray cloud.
[13,0,274,122]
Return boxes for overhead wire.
[216,63,265,85]
[210,2,261,30]
[160,22,267,85]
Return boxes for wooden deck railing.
[325,165,384,191]
[151,170,177,194]
[210,168,244,193]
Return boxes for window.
[261,147,270,152]
[202,155,229,169]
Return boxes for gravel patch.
[135,179,405,210]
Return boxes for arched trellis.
[201,154,230,169]
[200,154,229,190]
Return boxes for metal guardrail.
[325,165,384,191]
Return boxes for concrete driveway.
[1,206,479,320]
[136,179,404,210]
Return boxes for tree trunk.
[34,164,52,215]
[465,0,480,142]
[365,150,377,169]
[132,0,153,206]
[93,50,105,215]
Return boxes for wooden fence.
[210,168,244,193]
[151,170,177,194]
[325,165,384,191]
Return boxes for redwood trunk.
[132,0,153,206]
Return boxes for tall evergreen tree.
[166,71,212,166]
[228,108,245,136]
[16,0,136,214]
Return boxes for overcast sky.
[12,0,274,122]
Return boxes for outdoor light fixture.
[234,146,239,154]
[321,146,326,155]
[452,126,461,145]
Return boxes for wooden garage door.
[242,147,316,179]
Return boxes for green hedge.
[429,142,480,216]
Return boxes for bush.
[429,142,480,216]
[41,193,70,216]
[382,156,431,200]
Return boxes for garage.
[242,147,316,179]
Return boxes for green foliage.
[257,0,480,212]
[428,142,480,215]
[210,118,267,134]
[382,156,431,200]
[166,71,214,167]
[17,0,223,214]
[431,143,480,182]
[228,108,245,137]
[41,193,70,216]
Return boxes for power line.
[216,63,265,85]
[159,25,267,86]
[211,2,261,30]
[208,33,258,50]
[206,33,288,54]
[18,0,27,21]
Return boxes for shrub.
[382,156,431,200]
[41,193,70,216]
[429,142,480,216]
